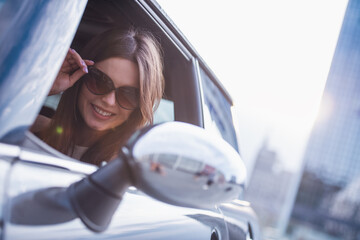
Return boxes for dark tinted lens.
[85,67,113,94]
[85,67,139,110]
[116,87,140,110]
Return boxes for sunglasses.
[84,66,140,110]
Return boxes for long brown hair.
[40,28,164,165]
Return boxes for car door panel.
[4,150,227,240]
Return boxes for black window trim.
[141,0,234,106]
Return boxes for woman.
[34,28,164,166]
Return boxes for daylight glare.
[156,0,348,172]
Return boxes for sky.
[156,0,348,173]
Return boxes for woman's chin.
[84,120,110,132]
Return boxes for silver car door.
[4,146,227,240]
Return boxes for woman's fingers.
[62,62,81,73]
[67,59,93,69]
[65,49,74,60]
[69,68,87,86]
[67,60,94,87]
[63,49,95,86]
[61,65,74,72]
[67,58,76,65]
[84,60,95,66]
[50,49,94,96]
[63,57,94,77]
[69,48,88,73]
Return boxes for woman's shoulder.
[30,114,52,133]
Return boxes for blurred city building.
[244,139,293,238]
[288,0,360,239]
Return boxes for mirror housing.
[69,122,247,232]
[68,158,131,232]
[124,121,247,209]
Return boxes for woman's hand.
[49,48,94,96]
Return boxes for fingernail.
[84,67,88,73]
[70,48,76,53]
[81,60,86,66]
[89,60,94,64]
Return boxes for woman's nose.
[101,90,117,106]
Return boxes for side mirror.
[69,122,247,232]
[127,121,247,208]
[11,122,247,233]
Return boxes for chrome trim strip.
[194,58,206,129]
[19,150,97,175]
[0,142,21,158]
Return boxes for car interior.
[43,0,203,126]
[25,0,205,165]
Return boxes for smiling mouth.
[92,104,114,117]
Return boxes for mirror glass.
[130,122,247,208]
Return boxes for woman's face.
[78,57,139,131]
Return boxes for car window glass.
[40,94,61,118]
[153,99,174,124]
[199,67,239,152]
[44,94,61,110]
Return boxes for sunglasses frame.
[84,66,140,110]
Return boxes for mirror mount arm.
[67,154,132,232]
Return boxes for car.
[0,0,260,239]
